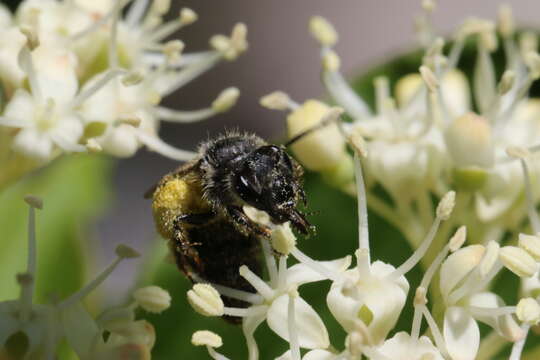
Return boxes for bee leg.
[227,206,272,238]
[175,211,215,226]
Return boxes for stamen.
[412,287,428,340]
[518,157,540,233]
[420,304,448,356]
[277,256,287,290]
[161,52,222,96]
[18,197,41,322]
[322,69,371,121]
[239,265,275,300]
[388,216,441,281]
[126,0,149,27]
[508,324,530,360]
[156,107,216,123]
[18,46,42,103]
[374,76,390,115]
[70,0,131,42]
[356,248,371,278]
[135,130,197,161]
[207,347,231,360]
[290,247,337,281]
[222,307,253,318]
[108,0,124,69]
[58,245,134,309]
[260,91,298,111]
[287,289,301,360]
[242,306,268,360]
[210,284,262,304]
[468,305,516,318]
[260,237,278,287]
[354,153,369,255]
[70,69,126,109]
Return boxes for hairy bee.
[147,132,311,321]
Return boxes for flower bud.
[500,246,539,278]
[212,87,240,112]
[287,100,346,171]
[517,298,540,325]
[187,284,224,317]
[519,234,540,261]
[191,330,223,348]
[309,16,338,46]
[133,286,171,313]
[445,112,495,169]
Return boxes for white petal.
[443,307,480,360]
[267,294,329,349]
[12,128,54,161]
[59,302,102,357]
[303,349,340,360]
[33,46,79,105]
[286,256,351,286]
[377,332,444,360]
[327,262,408,344]
[4,89,35,124]
[440,245,485,302]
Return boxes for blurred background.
[2,0,540,358]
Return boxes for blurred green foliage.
[0,155,112,303]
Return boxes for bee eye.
[236,173,262,203]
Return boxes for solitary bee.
[147,131,315,319]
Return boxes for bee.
[147,118,337,322]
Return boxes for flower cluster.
[185,145,540,359]
[180,3,540,359]
[0,0,247,187]
[262,3,540,258]
[0,195,171,359]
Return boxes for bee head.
[234,145,310,234]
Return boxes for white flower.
[0,195,168,360]
[327,255,409,344]
[0,0,247,177]
[370,332,444,360]
[438,242,524,360]
[0,44,85,161]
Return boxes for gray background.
[98,0,540,299]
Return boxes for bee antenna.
[284,107,344,147]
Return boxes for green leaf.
[0,154,113,303]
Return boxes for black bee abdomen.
[184,218,262,323]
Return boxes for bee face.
[234,145,310,233]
